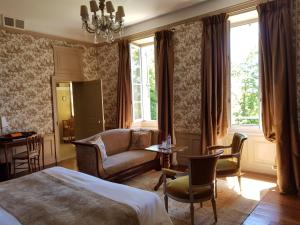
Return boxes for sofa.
[73,129,161,182]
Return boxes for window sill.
[228,126,263,136]
[131,120,158,130]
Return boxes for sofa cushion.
[129,130,152,150]
[88,136,108,161]
[100,129,132,156]
[103,150,157,176]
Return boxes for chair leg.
[37,156,41,171]
[211,198,217,222]
[27,158,31,173]
[200,202,203,208]
[164,195,168,212]
[13,159,16,177]
[190,203,194,225]
[238,175,242,193]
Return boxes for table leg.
[154,153,172,191]
[4,145,10,180]
[42,141,45,169]
[154,174,164,191]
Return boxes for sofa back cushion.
[100,129,131,156]
[129,130,152,150]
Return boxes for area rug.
[124,171,270,225]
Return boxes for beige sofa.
[73,129,161,182]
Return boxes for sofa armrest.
[73,141,107,178]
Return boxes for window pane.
[145,45,157,120]
[130,45,141,84]
[133,84,142,102]
[133,102,142,120]
[231,22,259,126]
[130,37,157,122]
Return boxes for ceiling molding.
[0,27,95,47]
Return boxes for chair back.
[183,150,223,186]
[27,134,43,156]
[231,133,247,154]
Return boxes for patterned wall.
[173,21,203,134]
[0,29,98,134]
[2,2,299,136]
[90,22,204,134]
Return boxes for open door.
[73,79,105,140]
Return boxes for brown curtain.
[117,39,132,128]
[200,13,229,153]
[258,0,300,194]
[155,30,175,143]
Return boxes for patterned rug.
[124,171,272,225]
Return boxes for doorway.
[52,78,105,164]
[56,82,76,161]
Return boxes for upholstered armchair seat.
[166,176,213,200]
[163,151,223,225]
[216,159,239,175]
[208,133,247,195]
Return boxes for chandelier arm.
[84,22,96,33]
[111,23,123,33]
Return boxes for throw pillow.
[89,136,108,161]
[129,130,152,150]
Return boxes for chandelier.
[80,0,125,43]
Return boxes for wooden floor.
[243,187,300,225]
[59,158,300,225]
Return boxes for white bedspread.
[0,167,172,225]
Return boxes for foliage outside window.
[130,42,157,122]
[230,21,260,127]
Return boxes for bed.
[0,167,172,225]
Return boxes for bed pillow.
[89,136,108,161]
[129,130,152,150]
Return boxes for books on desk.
[0,131,36,142]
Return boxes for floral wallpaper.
[3,2,299,136]
[90,22,204,134]
[0,29,98,134]
[173,21,203,134]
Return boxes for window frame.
[228,16,262,133]
[130,39,158,129]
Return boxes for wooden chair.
[12,134,44,175]
[163,150,223,225]
[208,133,247,195]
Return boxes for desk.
[0,139,45,180]
[145,145,188,191]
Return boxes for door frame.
[51,77,105,162]
[51,76,82,163]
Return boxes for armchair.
[163,150,223,225]
[208,132,247,195]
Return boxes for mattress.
[0,167,172,225]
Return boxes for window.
[229,11,260,128]
[130,37,157,123]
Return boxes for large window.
[130,37,157,122]
[229,11,260,128]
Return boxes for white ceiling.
[0,0,207,42]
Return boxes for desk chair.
[12,134,43,175]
